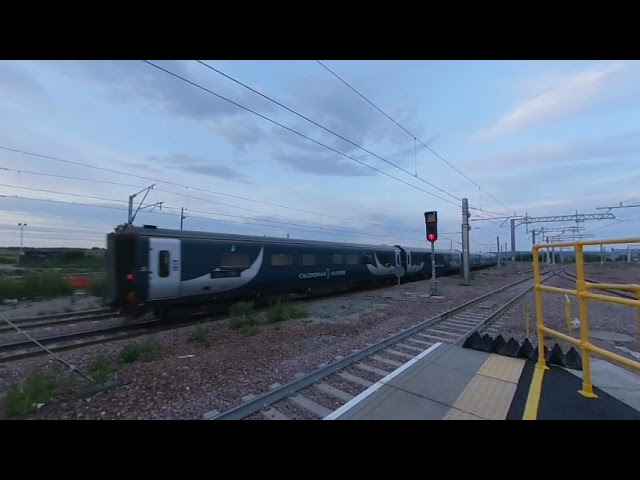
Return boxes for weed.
[190,324,211,346]
[2,369,60,418]
[88,277,107,298]
[229,300,259,330]
[119,340,161,364]
[266,303,308,324]
[230,300,255,319]
[88,356,114,384]
[242,324,261,336]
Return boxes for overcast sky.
[1,59,639,253]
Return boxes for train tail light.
[126,274,134,281]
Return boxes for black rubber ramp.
[507,360,640,420]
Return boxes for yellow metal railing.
[532,237,640,399]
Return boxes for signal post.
[424,211,441,297]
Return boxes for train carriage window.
[346,254,359,265]
[377,253,390,266]
[331,254,344,265]
[360,255,372,264]
[300,254,316,266]
[159,250,170,277]
[271,253,293,266]
[220,253,250,269]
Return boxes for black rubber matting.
[537,365,640,420]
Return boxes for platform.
[325,343,640,420]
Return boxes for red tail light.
[126,274,134,281]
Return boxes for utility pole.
[497,236,501,268]
[17,222,27,263]
[128,184,164,225]
[180,207,186,230]
[510,218,516,265]
[461,198,470,285]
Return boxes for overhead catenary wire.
[194,59,463,206]
[0,166,426,235]
[141,60,461,208]
[0,147,460,232]
[1,188,469,246]
[314,60,515,217]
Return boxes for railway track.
[0,308,118,334]
[202,267,558,420]
[562,269,636,300]
[0,266,539,365]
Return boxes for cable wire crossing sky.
[0,59,639,251]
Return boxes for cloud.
[146,153,251,183]
[39,60,280,123]
[471,61,628,141]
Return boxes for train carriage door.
[148,238,181,300]
[394,245,407,275]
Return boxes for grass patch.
[119,340,161,364]
[2,368,61,418]
[229,301,259,330]
[189,324,211,346]
[0,271,73,302]
[88,356,115,384]
[266,302,308,324]
[87,277,107,298]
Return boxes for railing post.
[575,243,598,399]
[532,245,548,370]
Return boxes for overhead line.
[0,166,426,235]
[194,60,462,205]
[1,186,464,245]
[141,60,460,208]
[315,60,514,216]
[0,146,448,232]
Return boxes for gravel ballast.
[1,263,540,420]
[493,264,640,374]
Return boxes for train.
[106,225,498,319]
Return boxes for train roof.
[113,225,460,254]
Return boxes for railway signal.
[424,211,438,243]
[424,211,440,296]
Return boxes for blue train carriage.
[107,226,405,317]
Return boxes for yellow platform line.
[523,365,546,420]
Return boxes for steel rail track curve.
[0,311,120,334]
[203,267,558,420]
[561,268,636,300]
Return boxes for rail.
[532,236,640,399]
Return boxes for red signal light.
[126,274,134,281]
[427,233,436,242]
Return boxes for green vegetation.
[119,340,161,364]
[226,299,308,336]
[87,277,107,298]
[2,367,62,419]
[266,302,308,323]
[189,324,212,346]
[88,356,115,384]
[229,300,260,335]
[0,271,73,301]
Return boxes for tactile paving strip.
[450,375,517,420]
[442,408,485,420]
[477,354,525,384]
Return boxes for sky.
[1,59,639,254]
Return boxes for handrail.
[532,238,640,399]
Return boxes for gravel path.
[1,263,538,420]
[493,269,640,375]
